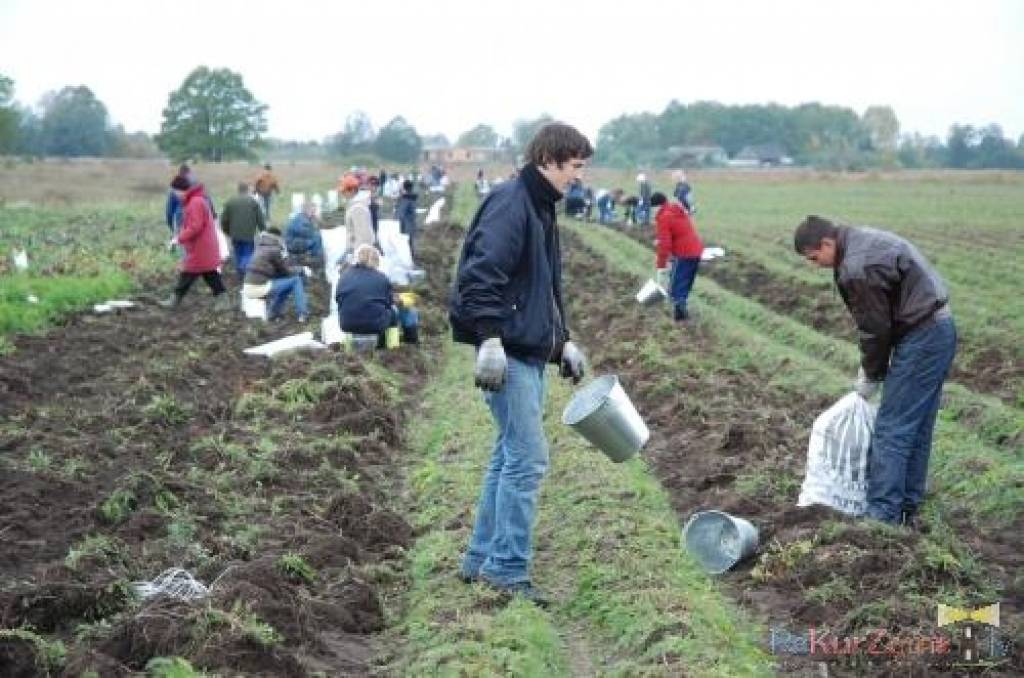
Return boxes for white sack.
[425,197,445,224]
[797,392,877,516]
[321,315,346,346]
[13,249,29,271]
[240,290,268,320]
[215,224,230,261]
[290,192,305,215]
[244,331,325,358]
[701,247,726,261]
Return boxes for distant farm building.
[729,144,794,167]
[422,143,501,164]
[666,145,728,167]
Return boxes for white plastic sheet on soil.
[12,249,29,271]
[797,392,877,515]
[132,568,209,602]
[425,197,445,225]
[244,332,326,358]
[321,226,348,315]
[701,246,726,261]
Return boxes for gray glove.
[559,341,586,384]
[474,338,507,391]
[854,366,881,400]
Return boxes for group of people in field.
[159,163,422,346]
[448,122,955,607]
[160,121,956,609]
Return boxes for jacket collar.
[520,163,562,210]
[834,226,850,269]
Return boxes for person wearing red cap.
[160,176,230,310]
[652,191,703,321]
[338,173,375,260]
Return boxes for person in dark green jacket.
[220,182,266,276]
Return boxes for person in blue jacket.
[284,201,324,262]
[449,122,592,607]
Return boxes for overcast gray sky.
[2,0,1022,144]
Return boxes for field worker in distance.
[636,172,652,226]
[395,179,419,262]
[244,227,313,323]
[160,175,230,310]
[596,187,622,224]
[449,122,593,608]
[339,173,376,260]
[220,182,266,277]
[671,169,695,214]
[253,163,280,217]
[284,201,324,264]
[652,192,703,321]
[164,163,191,239]
[794,215,956,527]
[367,175,381,237]
[336,244,400,347]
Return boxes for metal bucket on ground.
[562,375,650,463]
[682,510,759,574]
[636,279,667,306]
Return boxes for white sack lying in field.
[701,246,725,261]
[426,197,445,224]
[244,332,325,358]
[797,392,876,516]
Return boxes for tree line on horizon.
[2,68,1022,170]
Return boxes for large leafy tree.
[457,123,499,148]
[156,67,267,162]
[861,105,899,151]
[37,85,110,156]
[374,116,421,163]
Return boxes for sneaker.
[457,570,478,584]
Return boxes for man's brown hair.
[524,122,594,167]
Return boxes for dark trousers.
[174,271,226,298]
[670,257,700,313]
[867,317,957,523]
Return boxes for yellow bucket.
[398,291,418,307]
[385,326,401,349]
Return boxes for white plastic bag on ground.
[426,197,445,224]
[13,249,29,271]
[797,392,877,515]
[244,332,325,358]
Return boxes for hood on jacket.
[184,183,207,205]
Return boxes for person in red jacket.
[652,191,703,321]
[160,176,230,309]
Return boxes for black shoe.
[458,570,478,584]
[900,508,922,531]
[482,578,551,609]
[673,305,688,322]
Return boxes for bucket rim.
[561,374,620,426]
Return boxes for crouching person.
[285,201,324,264]
[243,227,312,322]
[336,244,399,347]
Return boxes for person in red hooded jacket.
[652,191,703,321]
[160,176,230,309]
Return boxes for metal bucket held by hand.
[562,375,650,463]
[682,510,759,574]
[636,279,668,306]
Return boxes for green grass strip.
[0,272,134,335]
[389,340,774,676]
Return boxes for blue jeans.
[670,257,700,313]
[636,201,651,225]
[866,316,957,523]
[598,202,615,223]
[258,193,272,217]
[462,356,549,586]
[233,239,254,276]
[267,276,308,319]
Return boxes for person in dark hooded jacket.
[395,179,418,261]
[336,244,398,341]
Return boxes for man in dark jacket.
[449,122,593,606]
[395,179,418,261]
[244,228,311,322]
[221,182,266,276]
[794,215,956,527]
